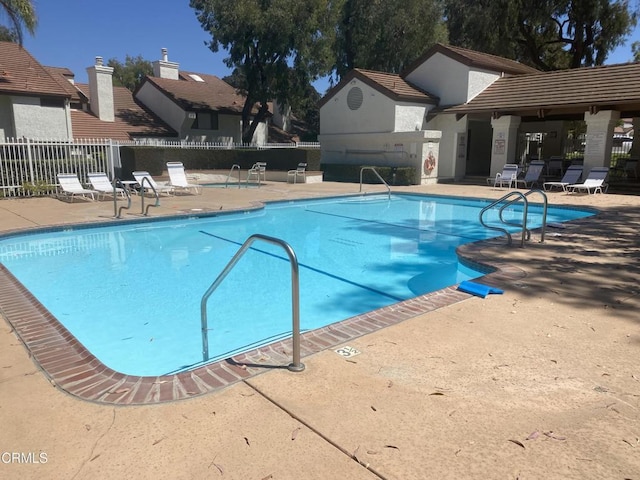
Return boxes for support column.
[490,115,521,176]
[583,110,620,173]
[630,117,640,159]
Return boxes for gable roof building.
[320,42,639,184]
[135,49,269,144]
[0,42,73,139]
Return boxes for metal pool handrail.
[139,177,160,216]
[112,177,131,219]
[359,166,391,200]
[479,191,529,247]
[225,164,241,188]
[498,189,548,243]
[200,234,305,372]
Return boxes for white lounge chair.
[56,173,95,202]
[132,171,174,196]
[566,167,609,194]
[515,160,545,188]
[88,172,126,199]
[287,163,307,184]
[543,165,583,191]
[487,163,519,188]
[166,162,201,194]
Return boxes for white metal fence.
[120,139,320,150]
[0,138,118,197]
[0,138,320,198]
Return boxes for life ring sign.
[424,151,436,174]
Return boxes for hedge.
[120,146,322,177]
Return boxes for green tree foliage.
[224,68,321,139]
[0,0,36,44]
[107,55,153,92]
[633,40,640,61]
[190,0,341,144]
[334,0,448,78]
[0,24,17,41]
[445,0,638,70]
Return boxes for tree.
[633,40,640,61]
[445,0,638,70]
[0,24,17,41]
[190,0,341,144]
[334,0,448,78]
[0,0,36,44]
[107,55,153,92]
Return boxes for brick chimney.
[86,56,114,122]
[152,48,179,80]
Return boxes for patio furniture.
[487,163,519,188]
[132,171,174,196]
[247,162,267,185]
[166,162,201,194]
[88,172,126,199]
[515,160,545,188]
[566,167,609,194]
[56,173,96,202]
[287,163,307,184]
[543,165,583,191]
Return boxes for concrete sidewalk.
[1,182,639,479]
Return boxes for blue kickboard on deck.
[458,281,504,298]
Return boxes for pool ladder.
[225,164,241,188]
[360,166,391,200]
[112,177,160,218]
[479,189,548,247]
[200,234,305,372]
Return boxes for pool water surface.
[0,193,593,376]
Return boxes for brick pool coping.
[0,234,525,405]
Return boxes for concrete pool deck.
[0,181,639,479]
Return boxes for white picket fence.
[0,138,320,198]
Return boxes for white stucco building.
[320,43,640,183]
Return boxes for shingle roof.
[403,43,539,78]
[141,72,259,114]
[0,41,71,97]
[43,66,86,103]
[318,68,438,108]
[442,62,640,117]
[71,83,176,140]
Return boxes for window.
[40,97,65,108]
[191,111,219,130]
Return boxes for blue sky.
[22,0,640,96]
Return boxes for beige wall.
[12,96,71,140]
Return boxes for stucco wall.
[428,113,468,180]
[405,53,500,106]
[320,77,397,135]
[12,96,70,140]
[395,104,431,132]
[404,53,470,106]
[136,83,185,133]
[467,70,501,101]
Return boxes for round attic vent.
[346,86,363,110]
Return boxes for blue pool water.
[0,193,593,376]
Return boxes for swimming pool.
[0,193,593,376]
